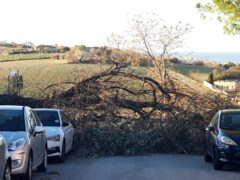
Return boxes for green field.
[0,53,64,62]
[0,59,110,98]
[0,59,211,98]
[171,64,214,82]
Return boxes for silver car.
[0,106,48,180]
[0,135,11,180]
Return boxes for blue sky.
[0,0,240,52]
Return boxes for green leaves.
[197,0,240,35]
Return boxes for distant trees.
[196,0,240,34]
[23,42,34,48]
[66,47,82,62]
[208,72,214,84]
[223,62,236,69]
[193,61,205,67]
[208,67,240,82]
[58,46,70,53]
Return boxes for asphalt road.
[33,154,240,180]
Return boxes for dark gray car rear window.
[0,110,25,131]
[34,111,60,127]
[220,112,240,130]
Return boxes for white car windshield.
[35,111,60,127]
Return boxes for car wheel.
[59,140,66,163]
[213,147,223,170]
[3,162,11,180]
[37,148,48,172]
[203,145,212,163]
[21,155,32,180]
[66,136,74,155]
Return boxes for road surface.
[33,154,240,180]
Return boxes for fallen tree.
[43,65,238,157]
[1,65,238,157]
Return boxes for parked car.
[0,106,48,180]
[0,135,11,180]
[34,108,74,161]
[204,109,240,170]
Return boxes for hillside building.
[214,80,240,91]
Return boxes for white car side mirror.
[34,126,44,134]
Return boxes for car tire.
[66,136,74,155]
[21,155,32,180]
[37,148,48,172]
[213,147,223,170]
[3,162,11,180]
[59,140,66,163]
[203,145,212,163]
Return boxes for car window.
[220,112,240,130]
[210,112,219,128]
[27,109,37,134]
[32,111,42,126]
[0,110,25,131]
[34,110,60,127]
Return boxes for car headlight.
[8,138,26,151]
[47,134,60,141]
[220,136,237,146]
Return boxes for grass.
[170,63,214,81]
[0,59,110,98]
[0,59,211,98]
[0,53,64,62]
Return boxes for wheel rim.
[4,165,11,180]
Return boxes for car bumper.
[9,149,28,174]
[218,146,240,165]
[47,140,61,157]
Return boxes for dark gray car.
[0,135,11,180]
[0,106,48,180]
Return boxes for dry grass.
[188,72,209,82]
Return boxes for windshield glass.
[35,111,60,127]
[0,110,25,131]
[220,112,240,130]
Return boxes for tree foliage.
[196,0,240,34]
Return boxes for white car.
[34,108,74,161]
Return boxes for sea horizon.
[179,52,240,64]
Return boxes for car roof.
[33,108,60,112]
[0,105,25,111]
[221,109,240,114]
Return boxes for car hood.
[44,126,61,137]
[0,131,27,144]
[222,129,240,144]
